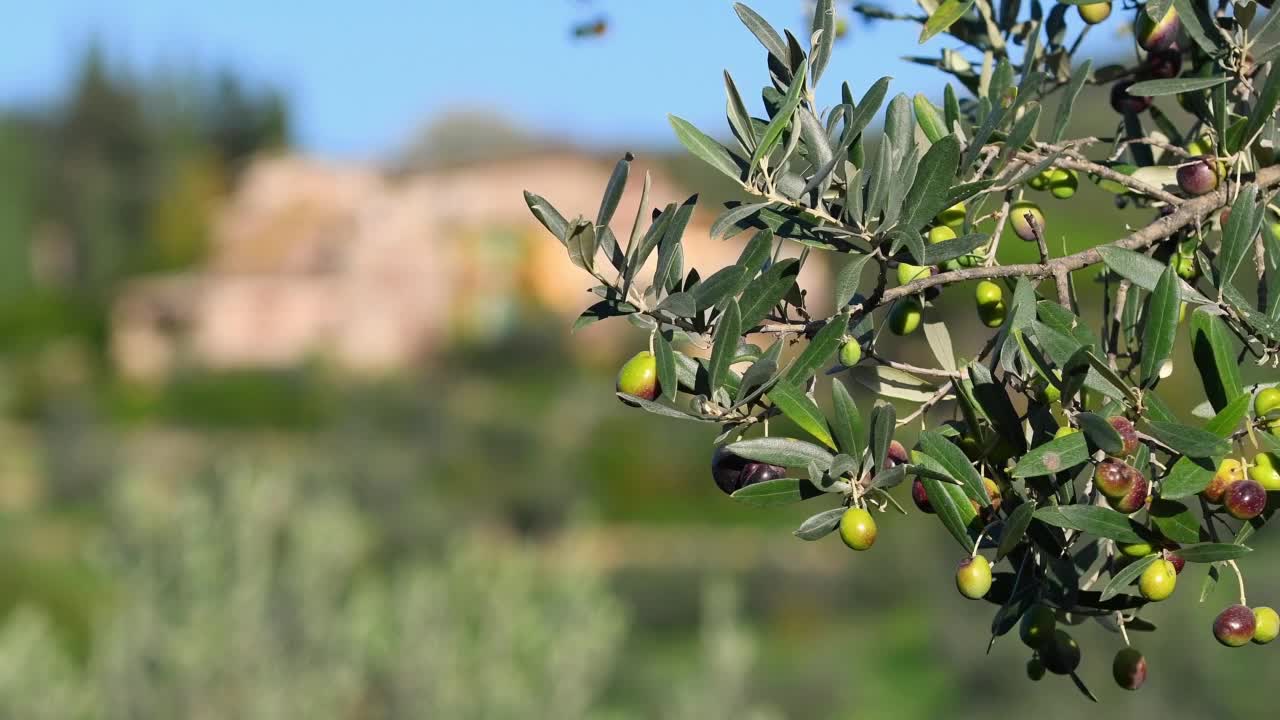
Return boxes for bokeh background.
[0,1,1275,717]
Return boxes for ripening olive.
[710,447,786,495]
[1112,647,1147,691]
[617,351,660,403]
[1095,458,1140,499]
[1224,479,1267,521]
[1203,458,1244,504]
[1176,156,1220,196]
[1108,416,1140,456]
[1107,471,1150,514]
[1135,4,1182,52]
[1020,605,1057,649]
[1214,604,1257,647]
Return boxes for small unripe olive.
[1214,604,1257,647]
[935,203,966,230]
[1118,541,1155,558]
[897,262,931,286]
[839,339,862,367]
[1026,657,1046,681]
[1054,425,1079,439]
[1041,630,1081,675]
[1047,168,1079,199]
[1186,135,1214,157]
[1078,1,1112,25]
[1203,458,1244,504]
[927,225,957,244]
[617,351,660,403]
[839,507,877,551]
[955,555,993,599]
[1135,4,1181,52]
[1248,452,1280,490]
[1253,606,1280,644]
[1020,605,1056,649]
[1139,559,1177,601]
[1009,201,1045,242]
[1028,168,1052,191]
[1224,478,1267,520]
[888,297,923,336]
[1112,647,1147,691]
[1030,376,1060,405]
[1256,388,1280,433]
[974,280,1006,328]
[1171,253,1198,281]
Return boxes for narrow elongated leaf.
[1144,420,1230,458]
[750,59,809,173]
[1191,309,1244,413]
[691,265,750,311]
[914,452,980,549]
[733,2,789,63]
[597,155,630,227]
[654,333,677,402]
[834,253,873,308]
[768,381,836,449]
[739,258,801,329]
[1206,392,1251,436]
[708,300,742,394]
[913,94,947,143]
[794,507,846,540]
[868,402,896,473]
[524,191,570,244]
[1077,412,1124,454]
[1172,0,1225,55]
[669,115,744,182]
[1127,76,1229,97]
[731,478,823,506]
[1175,543,1253,563]
[567,221,597,273]
[1050,59,1091,143]
[923,320,956,372]
[615,394,715,422]
[725,436,834,468]
[724,71,756,154]
[1033,506,1144,543]
[1140,265,1180,384]
[711,202,771,240]
[809,0,835,85]
[850,366,939,403]
[1097,246,1209,304]
[1100,555,1159,602]
[997,502,1036,561]
[1149,499,1202,544]
[919,430,990,507]
[1242,62,1280,151]
[830,380,864,458]
[735,342,782,404]
[1012,432,1090,478]
[1219,185,1260,288]
[920,0,977,43]
[784,316,847,384]
[654,199,696,292]
[920,232,988,265]
[900,135,961,232]
[1160,456,1217,499]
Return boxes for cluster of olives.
[1109,3,1184,116]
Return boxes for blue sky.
[1,1,1123,159]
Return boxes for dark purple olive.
[1224,479,1267,520]
[1111,80,1152,114]
[1176,156,1220,196]
[911,478,934,513]
[710,446,785,495]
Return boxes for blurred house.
[112,151,829,379]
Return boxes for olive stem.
[1227,559,1247,606]
[1116,611,1131,647]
